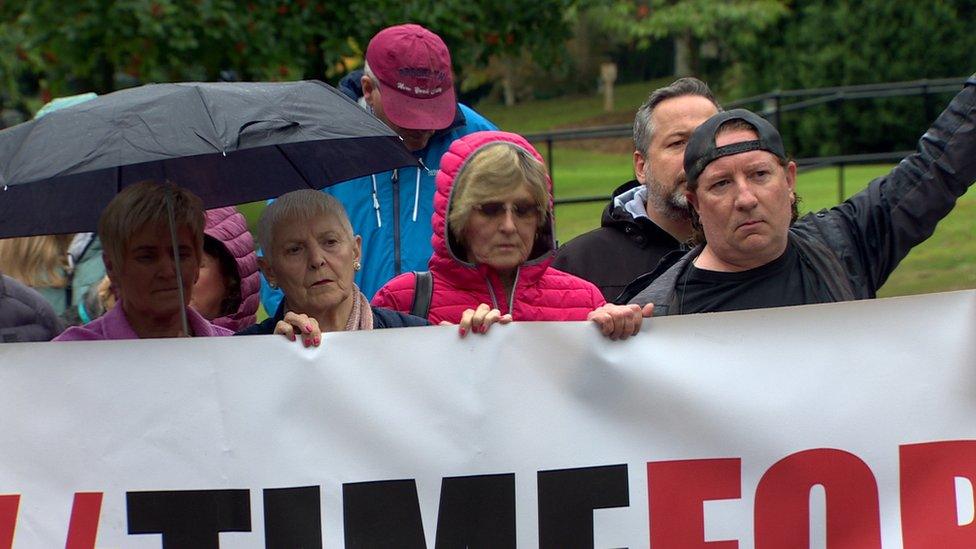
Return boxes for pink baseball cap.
[365,24,457,130]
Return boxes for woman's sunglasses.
[473,201,541,219]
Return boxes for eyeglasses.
[472,201,541,219]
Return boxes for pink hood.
[430,131,557,289]
[203,207,259,332]
[373,130,604,322]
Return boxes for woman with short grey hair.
[237,190,429,343]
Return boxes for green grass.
[546,147,633,242]
[474,78,675,133]
[237,201,265,237]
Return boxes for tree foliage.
[727,0,976,157]
[0,0,576,114]
[584,0,789,74]
[588,0,788,43]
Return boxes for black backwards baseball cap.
[684,109,787,186]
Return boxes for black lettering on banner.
[126,489,251,549]
[264,486,322,549]
[537,464,630,549]
[344,474,516,548]
[435,473,516,549]
[343,479,426,549]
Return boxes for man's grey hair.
[257,190,354,264]
[362,62,378,86]
[633,77,721,156]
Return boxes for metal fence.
[525,77,968,206]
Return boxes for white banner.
[0,290,974,548]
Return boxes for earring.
[268,281,278,290]
[353,261,362,271]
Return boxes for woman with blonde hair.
[0,235,72,312]
[373,131,652,339]
[0,232,106,319]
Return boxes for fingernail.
[304,338,311,346]
[304,324,312,333]
[480,325,488,334]
[459,327,467,337]
[313,337,320,346]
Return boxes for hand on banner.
[274,312,322,347]
[451,303,513,337]
[587,303,654,340]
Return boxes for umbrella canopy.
[0,80,418,238]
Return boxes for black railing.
[551,150,914,208]
[529,77,968,206]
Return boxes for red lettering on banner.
[0,495,18,549]
[647,458,740,548]
[901,440,976,548]
[754,448,881,549]
[65,492,102,549]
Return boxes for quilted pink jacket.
[372,131,605,323]
[203,207,259,332]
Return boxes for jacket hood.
[604,180,644,226]
[203,207,259,331]
[430,130,555,293]
[601,179,681,251]
[337,70,365,103]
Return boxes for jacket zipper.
[507,267,520,315]
[483,266,520,317]
[392,168,401,275]
[484,275,500,311]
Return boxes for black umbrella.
[0,80,418,335]
[0,80,418,239]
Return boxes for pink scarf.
[343,286,374,331]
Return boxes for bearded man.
[553,78,720,301]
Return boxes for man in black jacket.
[553,78,720,301]
[626,74,976,314]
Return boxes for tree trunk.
[502,60,516,107]
[96,54,115,94]
[674,32,692,77]
[303,35,327,81]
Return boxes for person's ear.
[686,190,699,211]
[361,76,377,109]
[633,150,648,184]
[786,160,798,196]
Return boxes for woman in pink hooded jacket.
[190,206,260,332]
[373,131,652,337]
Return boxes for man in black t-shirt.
[626,74,976,314]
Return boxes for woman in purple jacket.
[55,181,233,341]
